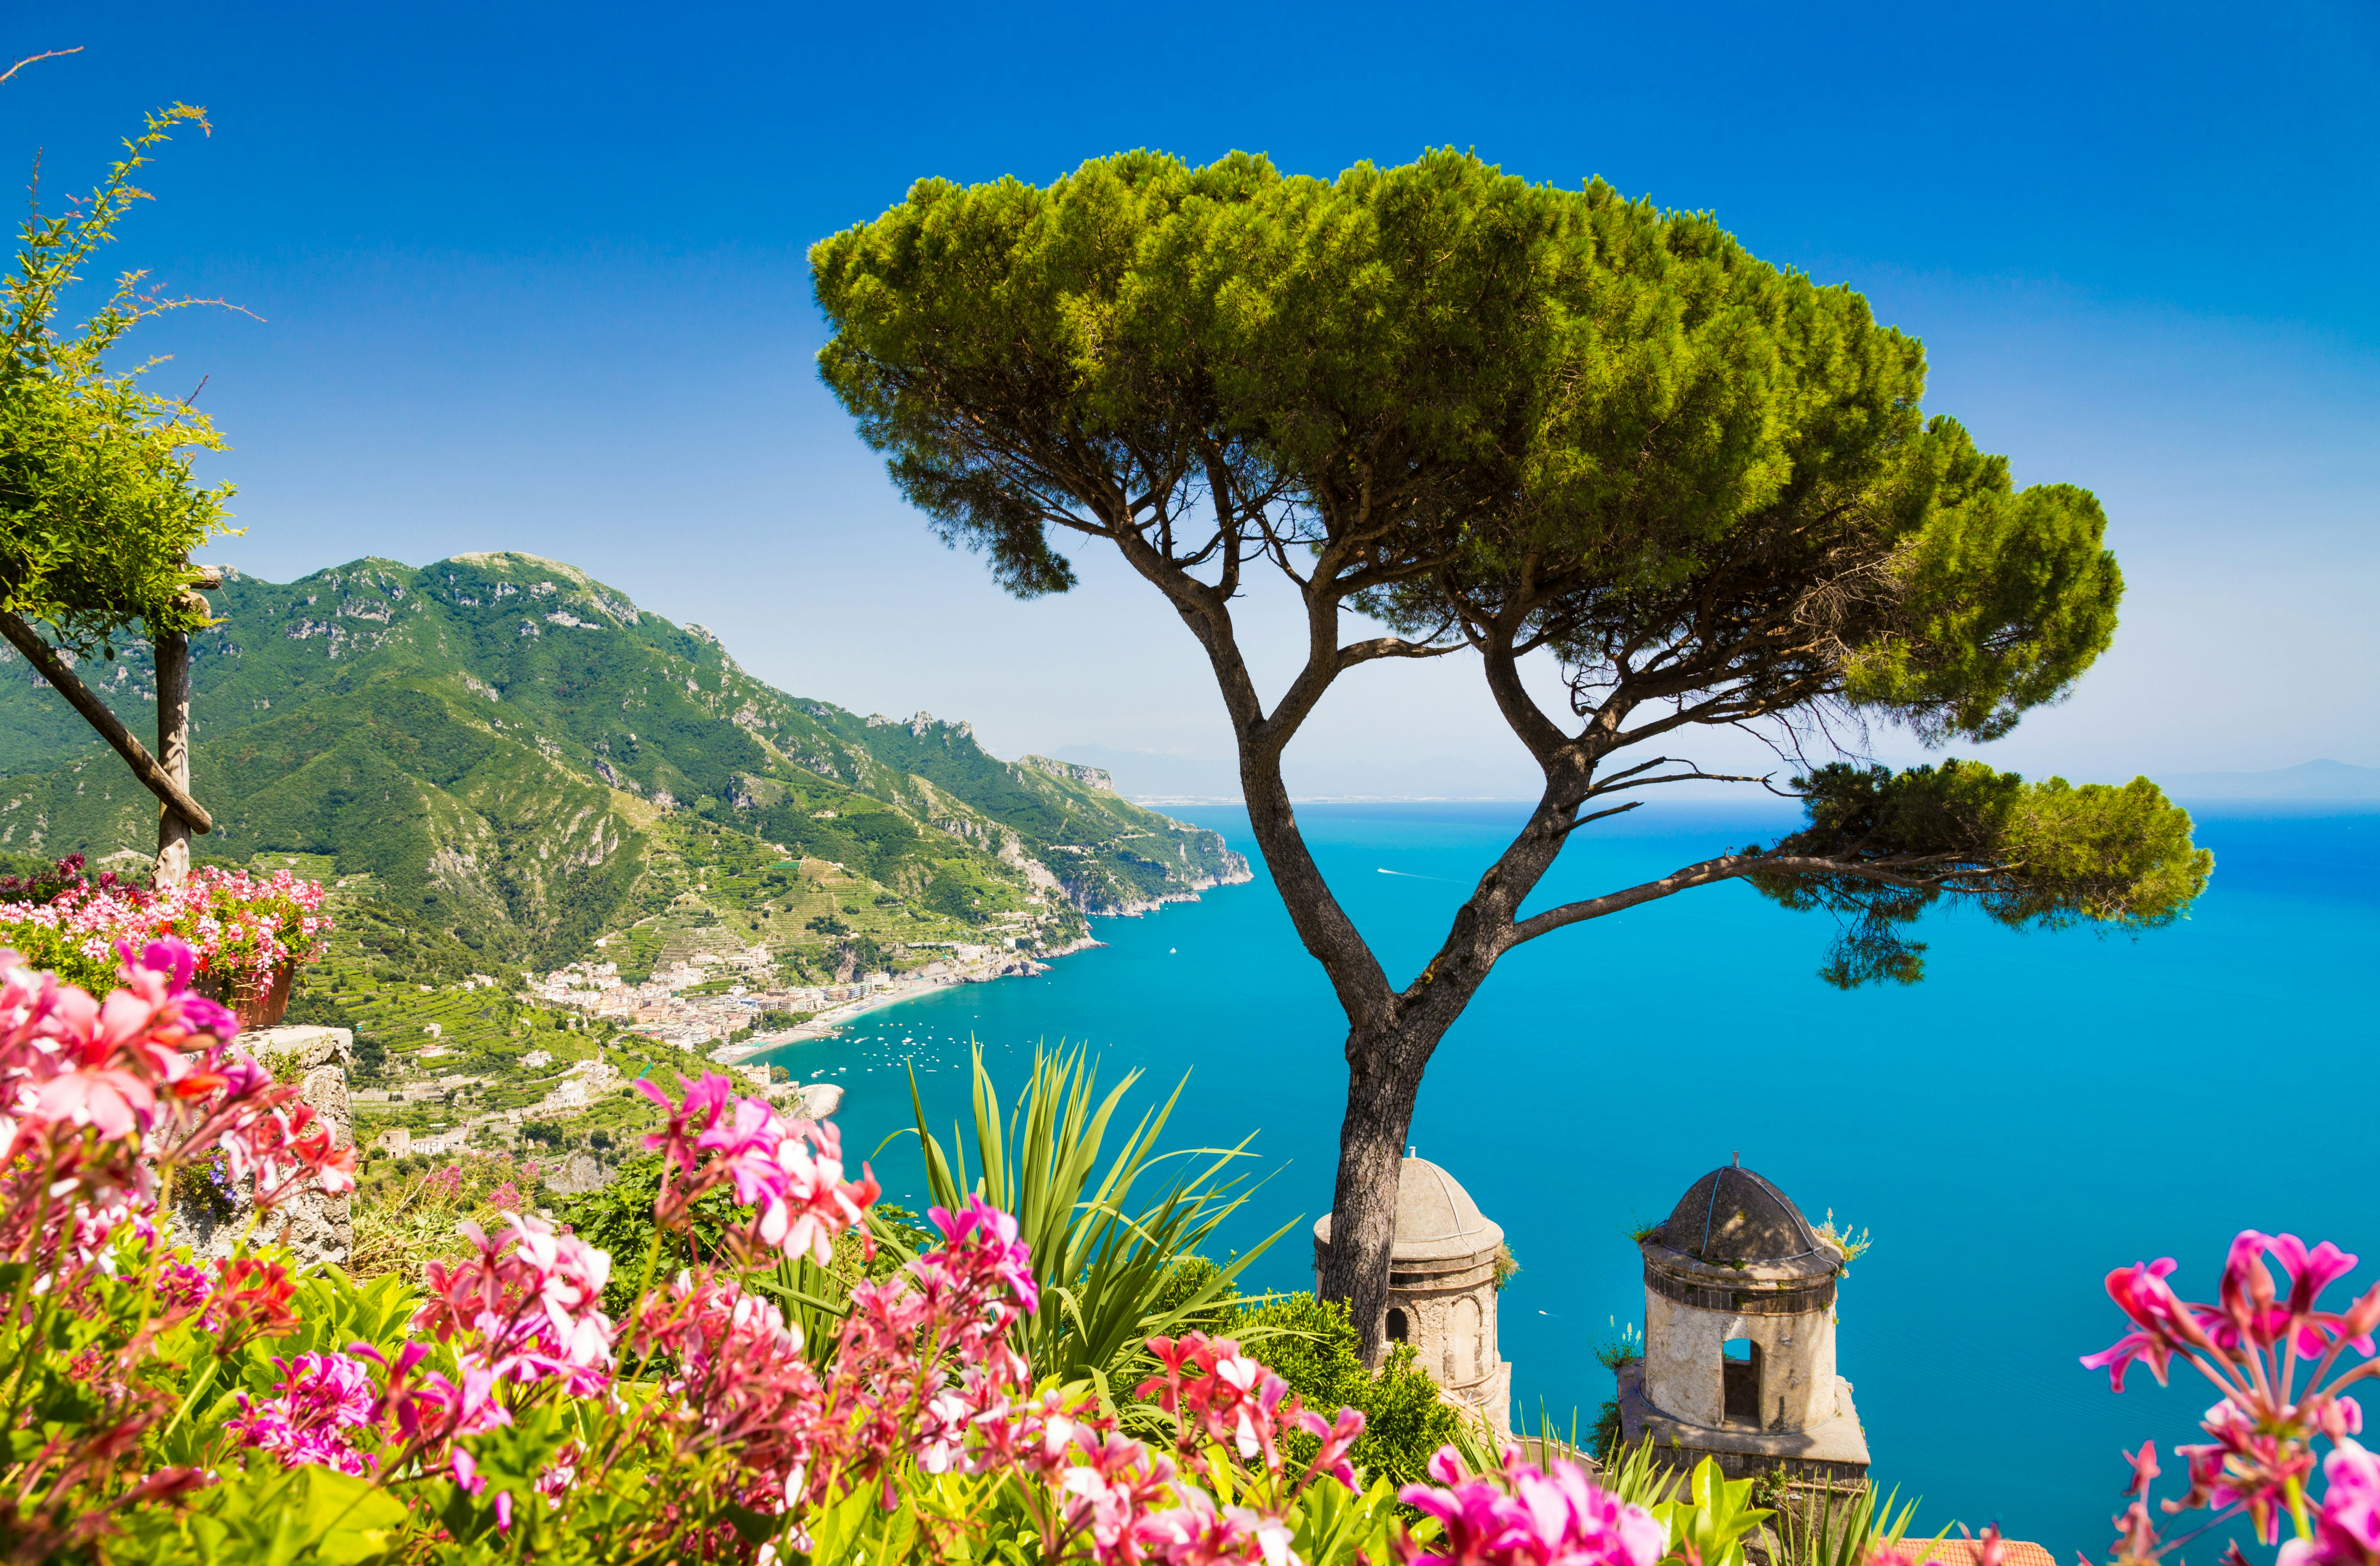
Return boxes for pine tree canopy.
[811,147,2208,989]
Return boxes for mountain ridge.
[0,552,1248,970]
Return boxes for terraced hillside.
[0,552,1245,968]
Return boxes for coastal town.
[344,935,1078,1163]
[523,937,1076,1059]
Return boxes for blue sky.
[6,1,2374,791]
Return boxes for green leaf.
[301,1467,411,1563]
[805,1481,884,1566]
[720,1502,782,1545]
[1652,1457,1773,1566]
[144,1463,410,1566]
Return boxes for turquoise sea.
[759,800,2380,1555]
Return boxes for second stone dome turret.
[1621,1156,1868,1481]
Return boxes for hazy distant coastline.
[2156,760,2380,801]
[1065,752,2380,808]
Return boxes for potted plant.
[0,860,332,1029]
[163,867,334,1028]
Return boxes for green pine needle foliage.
[1753,760,2213,987]
[812,149,2129,750]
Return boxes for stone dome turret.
[1312,1155,1504,1264]
[1392,1156,1502,1261]
[1657,1161,1823,1266]
[1310,1155,1512,1435]
[1626,1157,1870,1478]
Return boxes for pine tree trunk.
[1314,1022,1438,1366]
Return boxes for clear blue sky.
[7,1,2375,788]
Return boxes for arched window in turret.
[1722,1339,1763,1424]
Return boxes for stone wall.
[543,1151,611,1196]
[1617,1362,1872,1484]
[174,1024,355,1271]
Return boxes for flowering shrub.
[2084,1230,2380,1565]
[3,945,1744,1566]
[0,855,142,992]
[0,936,357,1557]
[0,859,332,1000]
[0,851,109,902]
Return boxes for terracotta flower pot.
[201,962,296,1030]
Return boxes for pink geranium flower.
[416,1212,617,1395]
[636,1072,880,1267]
[33,1062,157,1141]
[636,1071,735,1172]
[226,1099,359,1206]
[1137,1481,1294,1566]
[415,1356,512,1440]
[2086,1229,2380,1566]
[2082,1259,2196,1391]
[1135,1332,1309,1473]
[226,1351,379,1476]
[927,1194,1038,1317]
[1398,1449,1664,1566]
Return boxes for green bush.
[558,1150,927,1321]
[558,1151,733,1319]
[1143,1255,1238,1337]
[1225,1291,1460,1490]
[1591,1395,1626,1462]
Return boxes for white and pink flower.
[225,1351,378,1476]
[0,863,331,991]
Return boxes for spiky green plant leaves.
[897,1043,1294,1409]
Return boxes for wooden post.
[154,627,192,888]
[0,611,213,834]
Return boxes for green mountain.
[0,552,1246,970]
